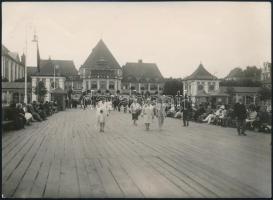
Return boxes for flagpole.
[24,25,28,104]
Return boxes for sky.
[2,2,271,78]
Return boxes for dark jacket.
[234,103,247,120]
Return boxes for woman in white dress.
[155,99,166,130]
[141,99,154,131]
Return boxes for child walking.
[98,109,106,132]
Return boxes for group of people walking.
[79,93,266,136]
[92,96,191,132]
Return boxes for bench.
[2,107,16,131]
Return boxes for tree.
[34,81,48,103]
[243,66,261,80]
[163,78,183,96]
[259,86,272,101]
[226,87,235,105]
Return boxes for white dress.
[96,102,107,123]
[142,105,154,124]
[23,107,33,121]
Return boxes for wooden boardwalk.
[2,108,271,198]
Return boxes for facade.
[2,45,25,82]
[2,45,28,105]
[182,63,221,105]
[30,59,78,102]
[261,62,272,88]
[79,40,122,94]
[122,60,164,95]
[220,86,261,106]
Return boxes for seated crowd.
[167,102,272,133]
[2,100,59,130]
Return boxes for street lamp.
[184,90,187,109]
[53,64,59,89]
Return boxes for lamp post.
[53,64,59,89]
[184,90,187,109]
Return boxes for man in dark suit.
[182,97,191,127]
[234,99,247,136]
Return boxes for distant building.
[30,58,78,102]
[79,39,122,94]
[122,60,164,95]
[220,86,261,105]
[261,62,271,88]
[79,39,164,95]
[1,45,25,82]
[182,63,221,105]
[1,45,28,105]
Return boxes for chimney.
[138,59,143,63]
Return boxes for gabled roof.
[2,45,9,54]
[82,39,121,70]
[27,67,38,76]
[32,59,78,77]
[122,61,164,82]
[184,63,217,80]
[2,45,22,64]
[8,52,20,62]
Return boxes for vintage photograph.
[2,1,271,198]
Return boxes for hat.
[220,105,225,109]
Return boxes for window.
[91,81,97,89]
[150,84,157,90]
[100,81,106,89]
[209,85,215,91]
[197,84,203,91]
[109,81,115,90]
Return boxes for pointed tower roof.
[184,63,217,80]
[81,39,121,69]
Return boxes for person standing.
[234,99,247,136]
[98,109,106,132]
[182,98,191,127]
[141,99,154,131]
[155,98,166,130]
[130,98,141,126]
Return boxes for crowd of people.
[4,93,271,135]
[4,101,59,130]
[78,94,271,135]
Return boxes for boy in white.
[130,99,141,126]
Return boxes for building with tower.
[182,63,223,105]
[79,39,122,94]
